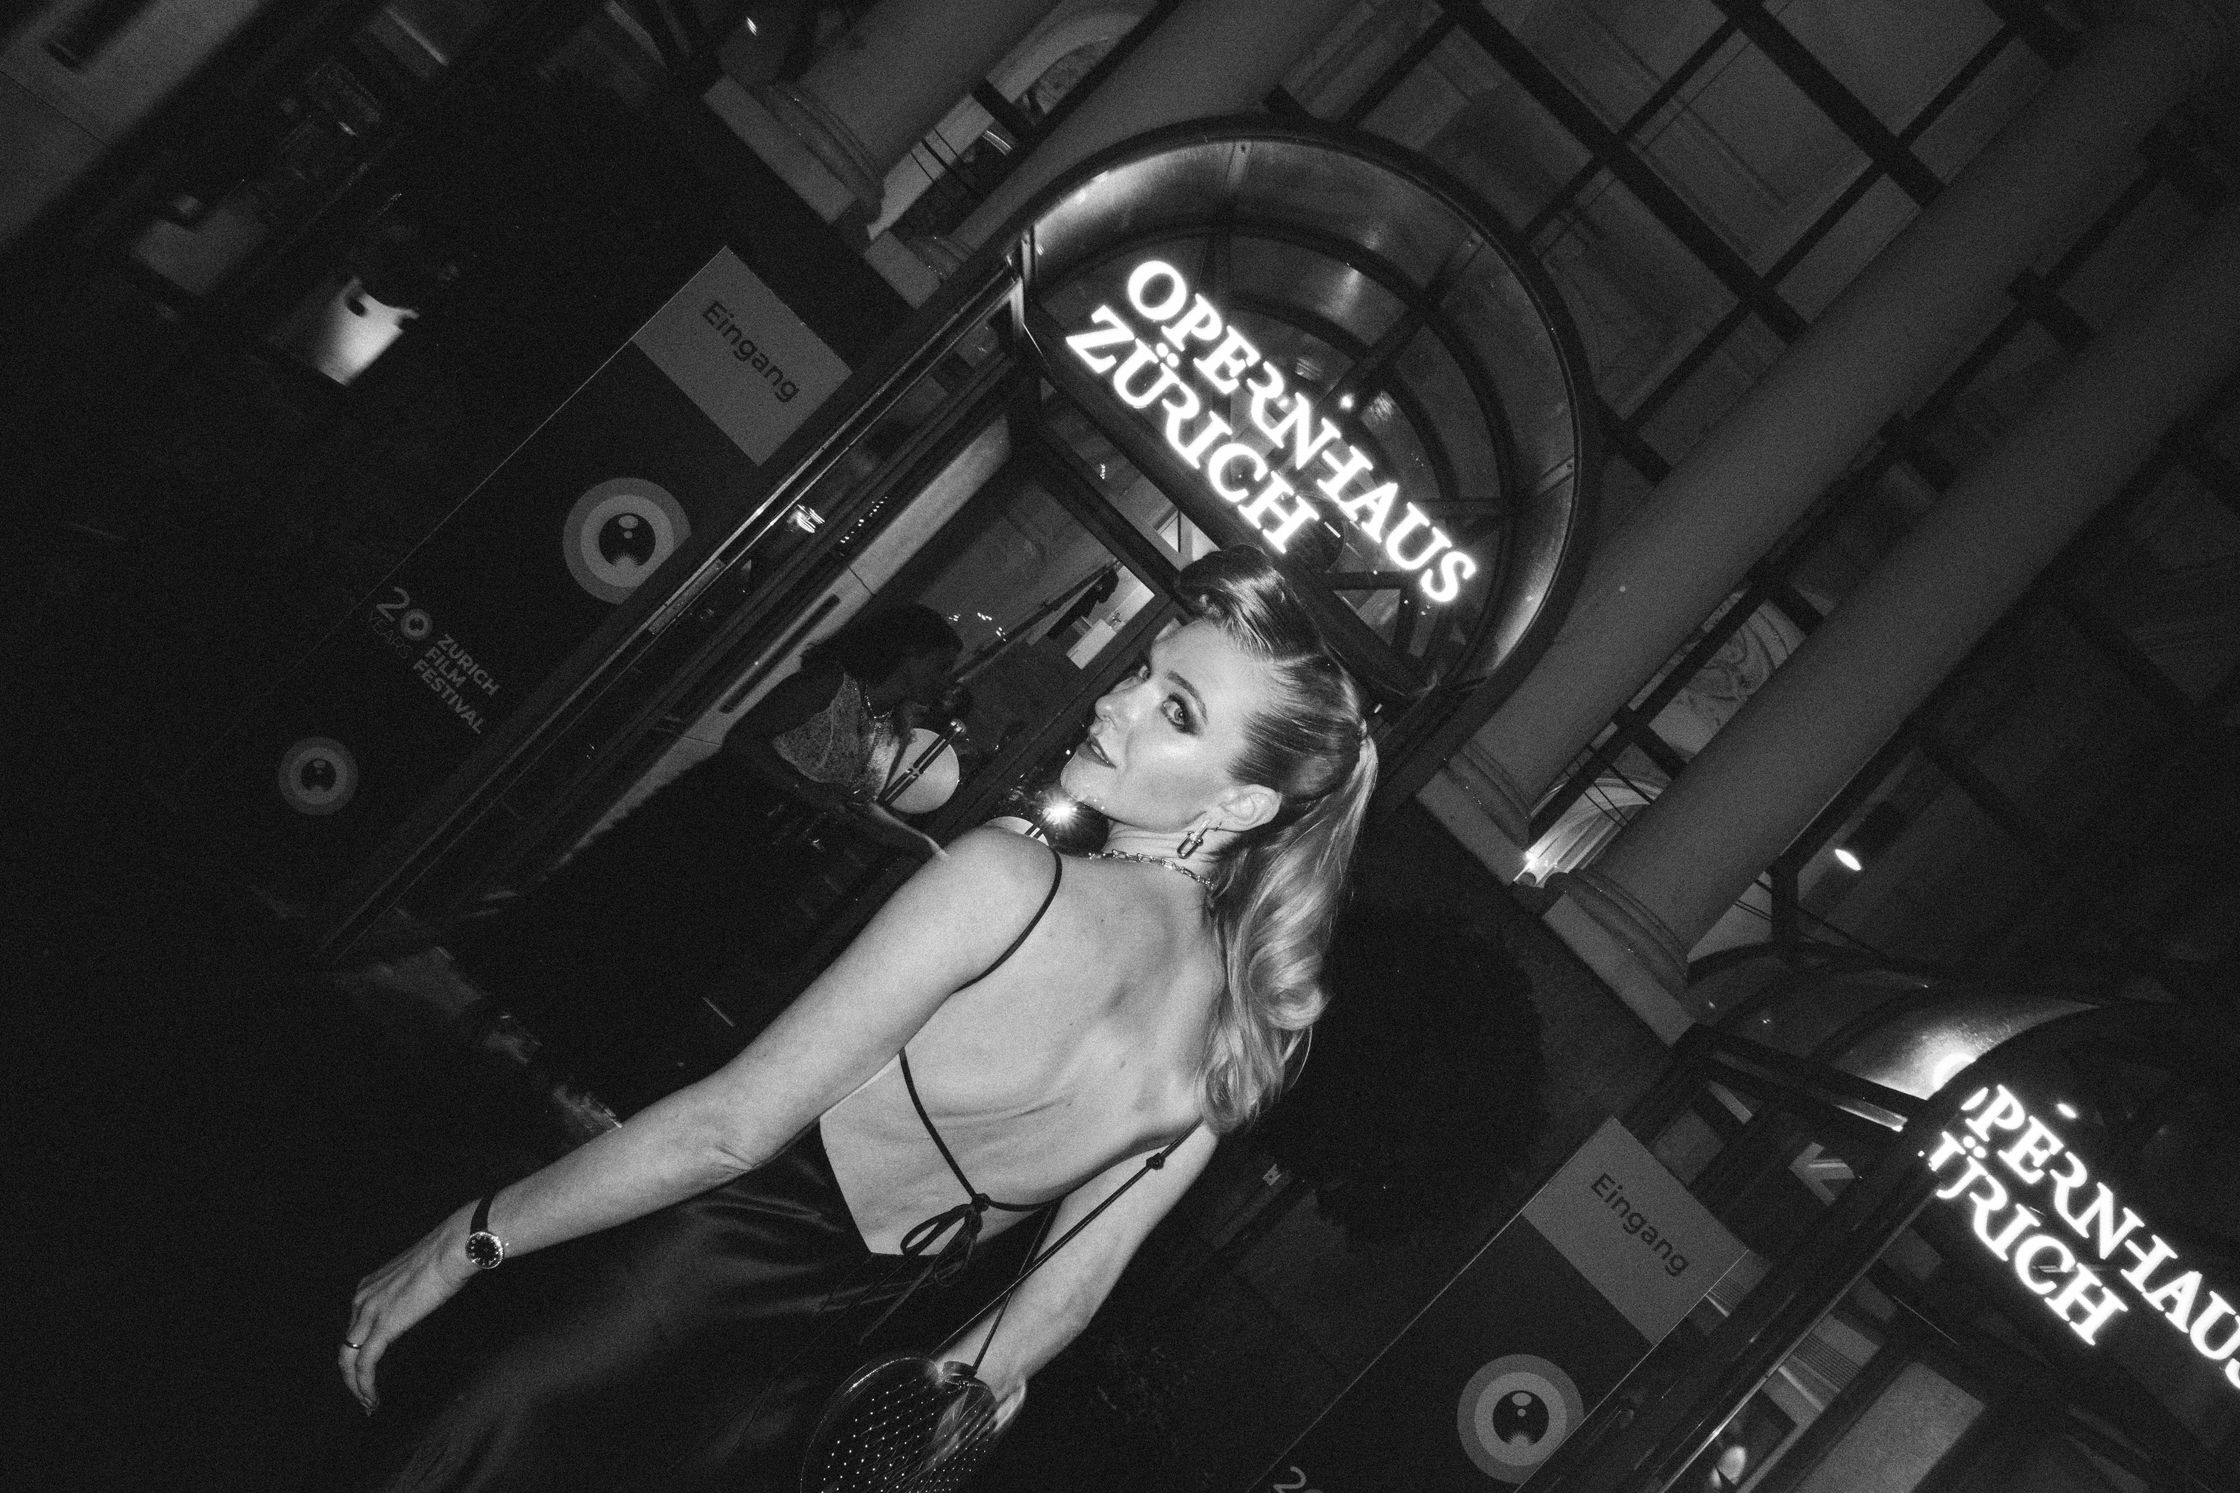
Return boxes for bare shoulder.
[930,824,1059,898]
[774,827,1061,1041]
[874,824,1059,952]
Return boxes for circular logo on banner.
[277,737,359,816]
[562,478,690,604]
[1456,1354,1585,1482]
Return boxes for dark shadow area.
[2,754,1575,1491]
[1254,897,1546,1252]
[3,792,582,1491]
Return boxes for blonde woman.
[342,546,1377,1491]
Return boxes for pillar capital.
[1546,867,1691,996]
[953,0,1365,250]
[753,81,887,215]
[716,0,1062,223]
[1443,742,1536,846]
[1542,869,1697,1043]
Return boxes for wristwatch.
[463,1191,506,1270]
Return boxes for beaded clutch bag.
[799,1127,1197,1492]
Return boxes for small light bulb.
[2055,1101,2079,1120]
[1833,846,1863,871]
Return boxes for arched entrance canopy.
[998,119,1595,730]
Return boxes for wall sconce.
[1832,802,1908,871]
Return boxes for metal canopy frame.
[1542,999,2240,1493]
[1000,118,1598,788]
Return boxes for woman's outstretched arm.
[340,827,1055,1411]
[936,1125,1217,1424]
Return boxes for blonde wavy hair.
[1181,547,1378,1132]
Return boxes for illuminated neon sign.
[1064,260,1480,605]
[1926,1084,2240,1389]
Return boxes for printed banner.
[633,248,851,463]
[1260,1120,1745,1490]
[174,251,849,905]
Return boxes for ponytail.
[1175,548,1378,1132]
[1202,737,1377,1129]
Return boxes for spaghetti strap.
[889,842,1062,1273]
[953,842,1062,990]
[898,1053,1038,1216]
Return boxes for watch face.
[465,1230,505,1270]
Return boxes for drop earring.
[1177,824,1208,859]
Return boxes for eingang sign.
[1065,259,1480,605]
[1927,1084,2240,1388]
[1266,1120,1743,1489]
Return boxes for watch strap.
[471,1190,494,1236]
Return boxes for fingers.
[338,1209,479,1416]
[341,1275,375,1408]
[354,1332,389,1413]
[339,1307,376,1412]
[341,1268,398,1412]
[924,1392,980,1472]
[337,1342,368,1412]
[991,1376,1028,1431]
[338,1228,463,1413]
[342,1303,393,1413]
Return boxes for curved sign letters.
[1927,1083,2240,1388]
[1065,259,1480,606]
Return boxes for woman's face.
[1061,619,1280,833]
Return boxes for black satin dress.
[359,1125,949,1493]
[356,848,1067,1493]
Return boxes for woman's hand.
[927,1363,1026,1467]
[985,1371,1028,1433]
[340,1203,477,1412]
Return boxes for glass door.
[419,316,1209,1040]
[760,419,1184,976]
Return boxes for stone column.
[1552,197,2240,1018]
[1441,1,2234,877]
[947,0,1364,250]
[715,0,1060,219]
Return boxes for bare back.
[819,836,1221,1253]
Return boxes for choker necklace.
[1090,849,1213,892]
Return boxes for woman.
[445,606,962,1105]
[724,603,964,837]
[341,547,1376,1490]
